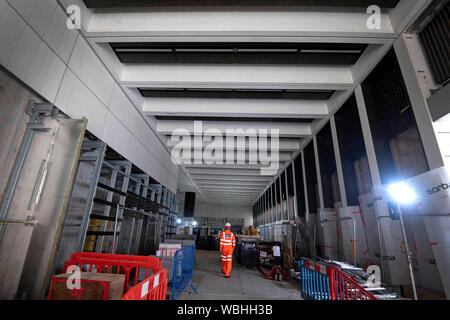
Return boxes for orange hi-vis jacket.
[220,229,236,277]
[220,229,236,251]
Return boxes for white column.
[301,151,310,222]
[263,197,265,226]
[313,136,325,210]
[278,174,283,222]
[284,168,290,221]
[330,115,348,207]
[394,34,445,170]
[355,85,382,187]
[270,184,274,224]
[291,161,299,218]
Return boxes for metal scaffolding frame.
[51,138,182,274]
[0,102,54,241]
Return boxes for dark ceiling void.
[111,43,367,65]
[139,88,334,100]
[155,116,315,123]
[84,0,399,9]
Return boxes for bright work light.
[192,221,198,226]
[386,181,419,300]
[176,218,182,224]
[387,182,416,204]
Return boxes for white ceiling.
[60,0,432,206]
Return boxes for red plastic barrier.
[122,268,168,300]
[62,252,163,294]
[301,258,377,300]
[329,266,377,300]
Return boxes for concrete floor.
[179,250,302,300]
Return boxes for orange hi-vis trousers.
[220,230,236,277]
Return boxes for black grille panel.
[111,42,367,66]
[139,88,334,100]
[363,49,414,138]
[420,4,450,86]
[155,116,314,123]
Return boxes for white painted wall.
[0,0,179,191]
[194,204,254,227]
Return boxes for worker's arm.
[219,233,223,251]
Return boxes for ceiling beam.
[196,181,268,186]
[205,199,255,202]
[204,198,256,201]
[198,187,266,192]
[189,174,272,181]
[204,192,257,196]
[91,35,391,45]
[203,191,260,195]
[121,65,354,91]
[199,184,264,189]
[200,189,264,194]
[143,98,329,119]
[84,10,394,39]
[175,150,291,162]
[166,137,300,152]
[156,120,311,137]
[185,168,274,176]
[183,163,287,170]
[202,194,262,199]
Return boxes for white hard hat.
[225,222,231,228]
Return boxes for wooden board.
[49,272,125,300]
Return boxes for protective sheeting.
[403,166,450,298]
[337,206,370,267]
[358,193,381,267]
[318,208,339,261]
[372,192,413,286]
[371,166,449,297]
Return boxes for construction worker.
[273,243,281,266]
[219,223,236,278]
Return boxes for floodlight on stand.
[386,181,418,300]
[387,182,416,204]
[176,218,182,224]
[192,221,198,226]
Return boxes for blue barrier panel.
[300,258,331,300]
[171,245,198,300]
